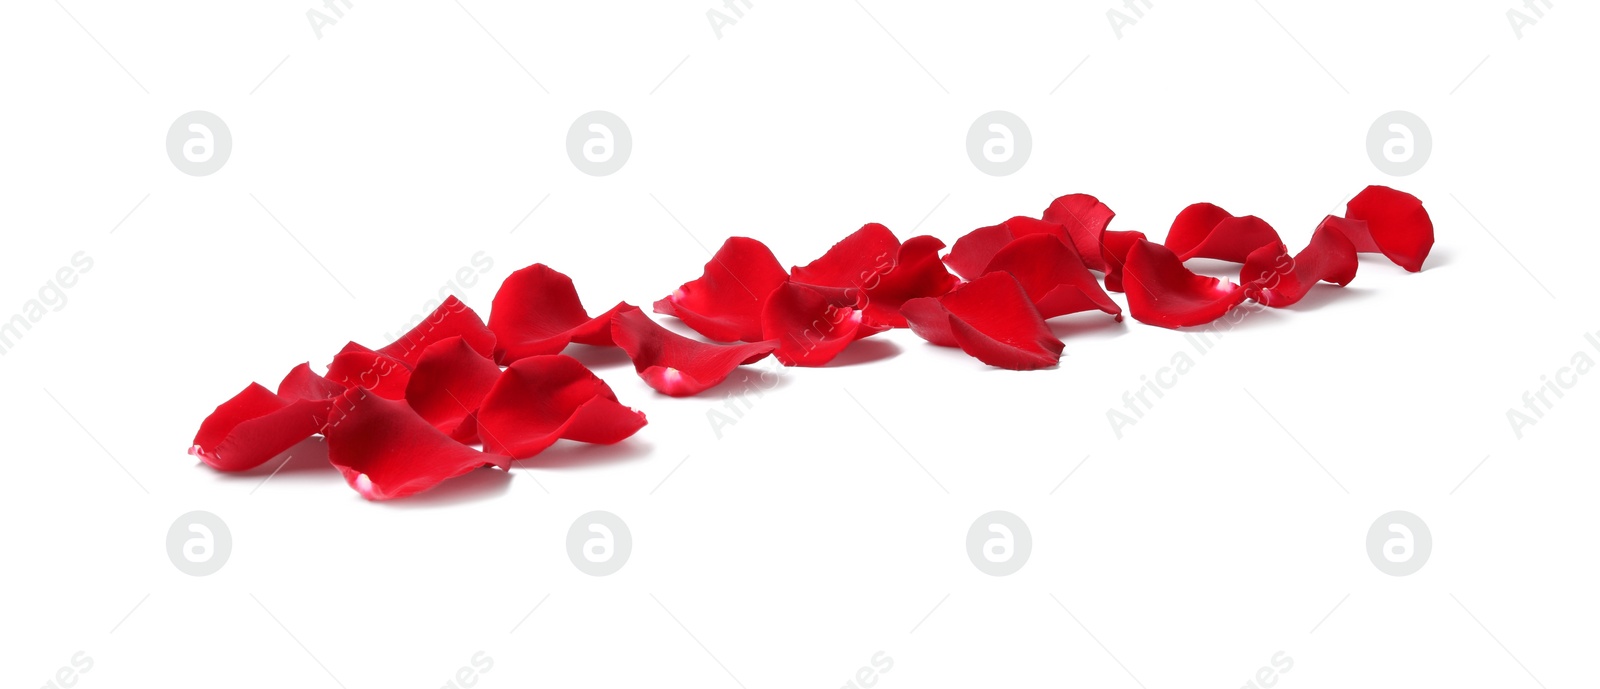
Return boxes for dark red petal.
[324,389,511,500]
[982,233,1121,320]
[404,336,503,442]
[474,355,648,458]
[944,217,1065,281]
[1342,185,1434,272]
[790,223,901,288]
[189,383,329,472]
[376,296,495,367]
[761,282,885,367]
[1164,203,1282,263]
[1241,220,1359,308]
[1124,239,1247,328]
[655,237,789,343]
[277,362,344,401]
[862,235,960,328]
[325,342,412,400]
[488,264,626,363]
[1041,194,1115,272]
[1100,230,1148,293]
[612,306,777,396]
[901,272,1063,370]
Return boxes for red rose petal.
[376,296,496,367]
[277,362,345,402]
[863,235,960,327]
[404,336,503,442]
[324,389,512,501]
[1100,230,1148,293]
[325,342,412,400]
[901,272,1063,370]
[488,263,628,364]
[982,233,1121,320]
[1123,239,1247,328]
[612,306,778,396]
[189,383,329,472]
[790,222,901,290]
[1241,220,1359,307]
[1164,203,1282,263]
[1342,185,1434,272]
[474,355,648,458]
[1041,193,1115,272]
[654,237,789,343]
[944,217,1065,281]
[761,282,886,367]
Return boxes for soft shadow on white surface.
[374,467,512,509]
[1050,314,1129,341]
[1286,284,1376,312]
[827,338,903,367]
[566,343,634,370]
[512,438,654,470]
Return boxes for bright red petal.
[982,233,1121,320]
[1041,194,1115,272]
[945,217,1066,281]
[404,336,503,442]
[1100,230,1148,293]
[325,342,412,400]
[376,296,495,367]
[761,282,885,367]
[655,237,789,343]
[474,355,648,458]
[1241,220,1359,307]
[790,223,900,289]
[1164,203,1282,262]
[324,389,511,500]
[488,263,626,364]
[1124,239,1247,328]
[189,383,329,472]
[901,272,1063,370]
[612,306,777,396]
[277,362,345,402]
[1342,185,1434,272]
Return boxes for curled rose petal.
[1100,230,1148,293]
[945,217,1064,281]
[474,355,648,458]
[761,282,886,367]
[488,263,628,364]
[325,342,412,400]
[612,306,777,396]
[790,222,901,291]
[900,272,1063,370]
[324,389,512,501]
[1164,203,1282,263]
[189,383,329,472]
[863,235,960,327]
[794,225,959,327]
[404,336,503,442]
[654,237,789,343]
[1123,239,1247,328]
[1241,220,1359,308]
[277,362,345,402]
[1041,193,1115,272]
[376,296,496,367]
[982,233,1121,320]
[1341,185,1434,272]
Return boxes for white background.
[3,1,1597,687]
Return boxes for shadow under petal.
[375,466,513,508]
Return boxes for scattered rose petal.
[981,233,1121,320]
[474,355,648,458]
[488,263,628,364]
[189,383,329,472]
[945,217,1064,281]
[901,272,1063,370]
[404,336,503,442]
[1123,239,1247,328]
[762,282,887,367]
[325,342,411,400]
[654,237,789,343]
[277,362,345,402]
[1241,220,1359,307]
[376,296,496,367]
[1100,230,1148,293]
[1341,185,1434,272]
[612,306,778,396]
[1164,203,1282,262]
[793,225,958,328]
[324,389,512,501]
[1041,193,1115,272]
